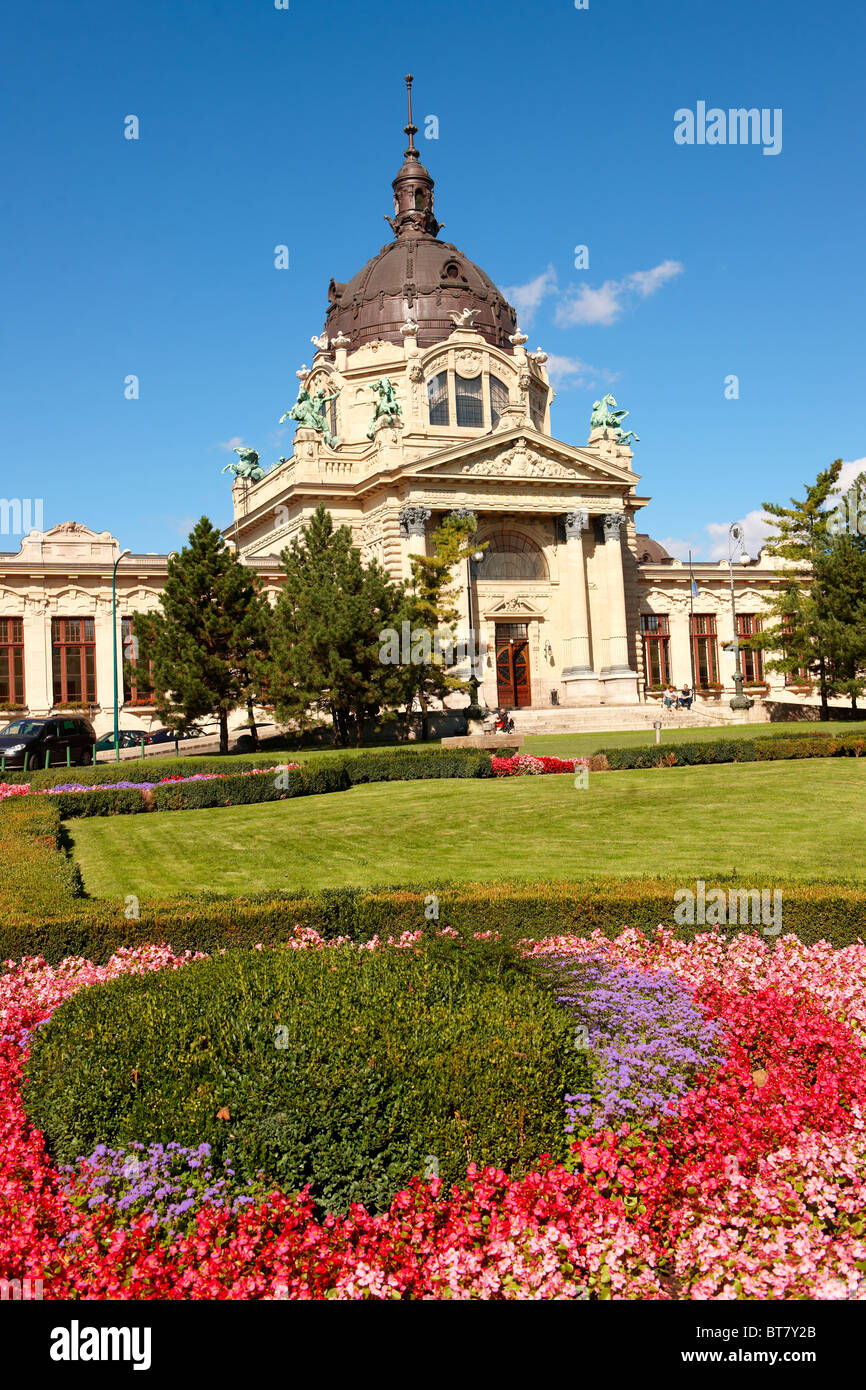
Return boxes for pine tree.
[388,512,483,740]
[132,518,270,753]
[754,460,850,719]
[810,523,866,712]
[267,504,404,745]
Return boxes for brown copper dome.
[323,76,517,352]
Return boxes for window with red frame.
[52,618,96,706]
[121,618,154,705]
[0,618,25,705]
[640,613,670,687]
[736,614,764,682]
[690,613,719,685]
[780,622,811,684]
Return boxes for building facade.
[0,90,807,733]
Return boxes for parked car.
[94,729,150,752]
[0,716,96,769]
[144,725,208,746]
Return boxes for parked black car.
[0,716,97,769]
[94,729,150,752]
[144,725,209,746]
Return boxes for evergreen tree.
[267,504,404,745]
[811,497,866,711]
[755,460,852,719]
[388,512,483,740]
[132,518,270,753]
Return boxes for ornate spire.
[403,73,418,158]
[386,73,441,240]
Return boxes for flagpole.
[688,550,697,699]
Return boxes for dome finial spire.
[403,73,418,158]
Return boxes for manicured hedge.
[1,754,293,789]
[46,764,351,819]
[340,748,493,783]
[24,933,587,1215]
[594,732,866,770]
[4,746,494,790]
[0,800,83,919]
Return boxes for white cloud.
[705,509,777,560]
[502,265,558,329]
[555,260,684,328]
[555,281,624,327]
[544,353,614,390]
[657,509,775,563]
[656,536,697,561]
[833,456,866,495]
[216,436,245,452]
[626,260,685,297]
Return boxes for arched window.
[475,531,547,582]
[427,372,449,426]
[414,189,425,210]
[489,376,509,428]
[455,374,483,427]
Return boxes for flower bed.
[0,765,300,803]
[2,928,865,1299]
[492,754,588,776]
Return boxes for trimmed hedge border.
[592,732,866,770]
[1,746,496,791]
[1,801,865,962]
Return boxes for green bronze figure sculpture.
[280,384,340,448]
[366,378,403,440]
[222,446,265,482]
[590,393,639,446]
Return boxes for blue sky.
[3,0,864,560]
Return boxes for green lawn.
[67,758,866,899]
[132,718,866,769]
[524,719,866,759]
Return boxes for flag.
[690,577,699,598]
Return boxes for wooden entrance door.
[495,624,532,707]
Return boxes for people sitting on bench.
[676,685,693,710]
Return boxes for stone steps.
[506,703,748,737]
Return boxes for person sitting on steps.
[662,685,677,709]
[676,685,693,710]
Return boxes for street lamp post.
[466,548,486,719]
[112,548,131,761]
[727,524,753,713]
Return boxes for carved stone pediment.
[410,432,635,488]
[483,594,548,620]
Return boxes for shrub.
[339,748,492,783]
[0,755,292,789]
[40,765,350,819]
[594,732,866,771]
[24,935,587,1216]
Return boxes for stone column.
[398,505,430,582]
[599,512,639,704]
[22,605,52,714]
[559,510,602,705]
[447,508,477,645]
[94,601,119,718]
